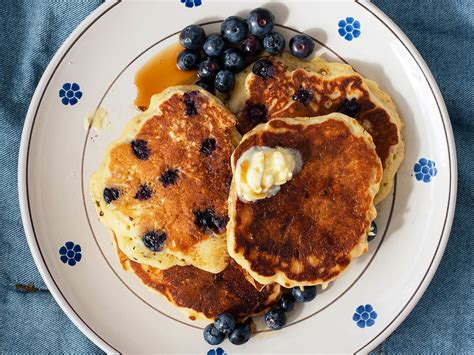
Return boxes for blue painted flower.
[353,304,377,328]
[338,17,361,41]
[181,0,202,8]
[414,158,437,183]
[59,82,83,105]
[367,221,377,242]
[207,348,226,355]
[59,241,82,266]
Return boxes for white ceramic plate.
[19,0,457,353]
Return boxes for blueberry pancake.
[228,53,403,204]
[227,113,383,288]
[90,86,240,273]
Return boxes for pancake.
[115,241,281,321]
[227,53,403,204]
[227,113,383,288]
[90,86,240,273]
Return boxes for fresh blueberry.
[264,308,287,330]
[203,34,226,57]
[142,231,167,252]
[277,293,296,312]
[222,48,246,73]
[195,79,215,94]
[221,16,248,44]
[247,8,275,37]
[198,58,221,81]
[289,34,315,58]
[131,139,150,160]
[292,286,317,302]
[177,49,200,71]
[203,324,225,345]
[263,32,286,54]
[214,313,236,334]
[179,24,206,50]
[252,58,275,79]
[241,35,263,57]
[338,98,360,117]
[103,187,120,204]
[228,322,251,345]
[214,70,235,93]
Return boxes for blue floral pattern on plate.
[59,241,82,266]
[338,17,361,41]
[353,304,377,328]
[59,82,83,105]
[207,347,226,355]
[414,158,437,183]
[181,0,202,8]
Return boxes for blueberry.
[179,24,205,50]
[243,102,268,124]
[368,221,377,242]
[203,324,225,345]
[198,58,221,81]
[203,34,226,57]
[228,322,251,345]
[177,49,200,71]
[277,293,296,312]
[194,79,214,94]
[289,34,315,59]
[200,138,217,156]
[131,139,150,160]
[241,35,263,57]
[338,98,360,117]
[263,32,286,54]
[142,231,167,252]
[247,8,275,37]
[214,70,235,93]
[194,208,228,234]
[215,313,236,334]
[160,168,179,187]
[103,187,120,204]
[183,91,199,116]
[292,286,317,302]
[222,48,246,73]
[221,16,248,44]
[134,184,152,200]
[264,308,287,330]
[292,88,313,105]
[252,58,275,79]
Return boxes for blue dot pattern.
[180,0,202,8]
[59,241,82,266]
[338,17,361,41]
[353,304,377,328]
[59,82,83,105]
[414,158,438,183]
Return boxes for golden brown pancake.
[227,114,383,288]
[228,54,403,204]
[91,86,240,273]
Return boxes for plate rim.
[17,0,458,353]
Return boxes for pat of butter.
[235,146,302,202]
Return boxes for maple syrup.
[134,42,197,111]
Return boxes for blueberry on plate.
[241,35,263,57]
[222,48,246,73]
[252,58,275,79]
[228,322,252,345]
[292,286,317,302]
[289,34,315,58]
[179,24,206,50]
[263,32,286,54]
[214,70,235,93]
[194,79,214,94]
[264,308,287,330]
[214,313,236,334]
[247,7,275,37]
[203,323,225,345]
[221,16,248,44]
[198,58,221,81]
[203,34,226,57]
[176,49,200,71]
[277,293,296,312]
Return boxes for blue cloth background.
[0,0,472,353]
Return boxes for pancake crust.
[91,86,238,273]
[227,114,383,287]
[228,54,403,204]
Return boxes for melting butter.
[85,107,109,131]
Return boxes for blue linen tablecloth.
[0,1,472,353]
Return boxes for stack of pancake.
[90,54,403,321]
